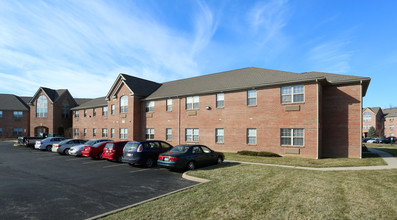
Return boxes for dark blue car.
[158,144,224,171]
[122,140,173,167]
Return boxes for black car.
[122,140,173,167]
[381,137,395,144]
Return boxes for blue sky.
[0,0,396,108]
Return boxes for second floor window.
[36,95,48,118]
[84,110,87,117]
[216,93,224,108]
[186,96,199,110]
[363,112,372,122]
[84,128,87,137]
[146,101,155,112]
[93,108,96,117]
[103,106,108,116]
[75,111,79,118]
[281,85,304,104]
[13,111,23,119]
[120,96,128,113]
[247,90,257,106]
[111,105,115,115]
[166,99,172,111]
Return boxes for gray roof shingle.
[0,94,30,111]
[121,74,162,97]
[383,108,397,118]
[71,97,107,110]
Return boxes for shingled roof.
[71,97,107,110]
[0,94,30,111]
[144,67,371,100]
[29,87,71,104]
[383,108,397,118]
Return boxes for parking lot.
[0,141,198,220]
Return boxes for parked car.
[81,142,109,159]
[53,139,87,155]
[24,137,46,148]
[101,141,129,162]
[122,140,173,168]
[67,139,112,156]
[380,137,395,144]
[158,144,224,171]
[35,137,66,151]
[367,138,380,143]
[362,137,371,143]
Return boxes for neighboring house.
[383,108,397,137]
[0,94,30,138]
[71,67,370,159]
[362,107,384,137]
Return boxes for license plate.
[127,153,133,157]
[164,157,169,161]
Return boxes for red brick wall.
[144,83,320,158]
[0,110,29,138]
[321,84,362,158]
[30,91,55,136]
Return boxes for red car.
[101,141,129,162]
[82,142,108,159]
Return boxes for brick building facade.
[0,94,30,138]
[362,107,384,137]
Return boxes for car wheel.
[145,158,154,168]
[187,161,195,170]
[95,152,103,160]
[64,148,70,155]
[217,156,223,164]
[117,155,123,163]
[46,146,52,151]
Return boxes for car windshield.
[58,140,70,144]
[85,140,97,146]
[170,145,189,153]
[124,142,140,151]
[92,142,103,147]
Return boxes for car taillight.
[158,156,164,160]
[168,157,180,161]
[56,145,61,148]
[137,144,143,152]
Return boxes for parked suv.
[122,140,173,167]
[102,141,129,162]
[35,137,66,151]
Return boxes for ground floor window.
[102,128,108,137]
[13,128,23,135]
[166,128,172,141]
[74,128,79,137]
[247,128,256,144]
[281,128,304,146]
[186,128,199,142]
[111,128,115,138]
[146,128,154,140]
[93,128,97,137]
[120,128,128,139]
[84,128,87,137]
[216,128,224,143]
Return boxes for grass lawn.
[105,163,397,219]
[365,143,397,157]
[223,152,386,167]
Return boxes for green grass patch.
[223,152,386,168]
[366,143,397,157]
[237,150,281,157]
[105,164,397,219]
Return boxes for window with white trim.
[363,112,372,122]
[216,93,224,108]
[111,105,115,115]
[186,96,199,110]
[103,106,108,116]
[120,128,128,139]
[166,128,172,141]
[84,128,87,137]
[247,90,257,106]
[102,128,108,137]
[74,128,79,137]
[216,128,224,143]
[36,95,48,118]
[186,128,199,142]
[13,111,23,119]
[93,128,97,137]
[247,128,256,144]
[84,110,87,117]
[281,128,304,146]
[166,99,172,111]
[75,110,79,118]
[146,128,154,140]
[146,101,155,112]
[93,108,96,117]
[281,85,304,104]
[111,128,115,138]
[120,96,128,113]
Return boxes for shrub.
[237,150,281,157]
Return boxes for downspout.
[360,80,363,158]
[316,79,320,159]
[178,97,181,145]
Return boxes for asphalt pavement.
[0,141,197,220]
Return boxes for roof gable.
[0,94,30,111]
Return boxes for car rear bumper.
[122,157,143,165]
[157,160,185,169]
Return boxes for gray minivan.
[122,140,173,167]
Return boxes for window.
[0,111,2,118]
[247,90,257,106]
[0,128,2,136]
[247,129,257,144]
[391,117,394,121]
[62,100,69,118]
[36,95,48,118]
[103,106,108,116]
[281,128,304,146]
[111,128,115,138]
[186,96,199,110]
[364,125,371,130]
[111,105,115,115]
[166,99,172,111]
[186,128,199,142]
[146,128,154,140]
[102,128,108,137]
[13,111,23,119]
[216,128,224,143]
[281,85,304,104]
[93,108,96,117]
[391,126,395,130]
[93,128,97,137]
[84,128,87,137]
[74,128,79,137]
[146,101,155,112]
[120,96,128,113]
[120,128,128,139]
[216,93,224,108]
[84,110,87,117]
[13,128,23,135]
[166,128,172,141]
[75,111,79,118]
[363,112,372,122]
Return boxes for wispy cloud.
[0,0,218,97]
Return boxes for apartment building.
[0,94,30,138]
[362,107,384,137]
[383,108,397,137]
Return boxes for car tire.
[217,156,223,164]
[95,152,103,160]
[187,161,195,170]
[117,155,123,163]
[64,148,70,155]
[145,158,154,168]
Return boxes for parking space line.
[65,158,82,161]
[82,161,103,164]
[37,157,59,160]
[103,164,125,169]
[129,169,147,174]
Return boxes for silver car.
[35,137,66,151]
[55,139,87,155]
[69,139,112,156]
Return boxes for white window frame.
[146,101,155,112]
[247,90,257,106]
[75,110,79,118]
[36,95,48,118]
[391,126,395,130]
[93,128,97,137]
[111,128,115,138]
[166,128,172,141]
[186,128,199,142]
[84,128,87,137]
[166,99,172,111]
[120,128,128,139]
[363,112,372,122]
[247,128,257,144]
[74,128,79,137]
[216,128,224,143]
[186,96,199,110]
[281,85,305,104]
[102,128,108,137]
[111,105,115,115]
[146,128,154,140]
[93,108,96,117]
[103,106,108,116]
[120,96,128,113]
[216,93,224,108]
[281,128,304,146]
[84,110,87,117]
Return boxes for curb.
[182,172,211,183]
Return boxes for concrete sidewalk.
[226,148,397,171]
